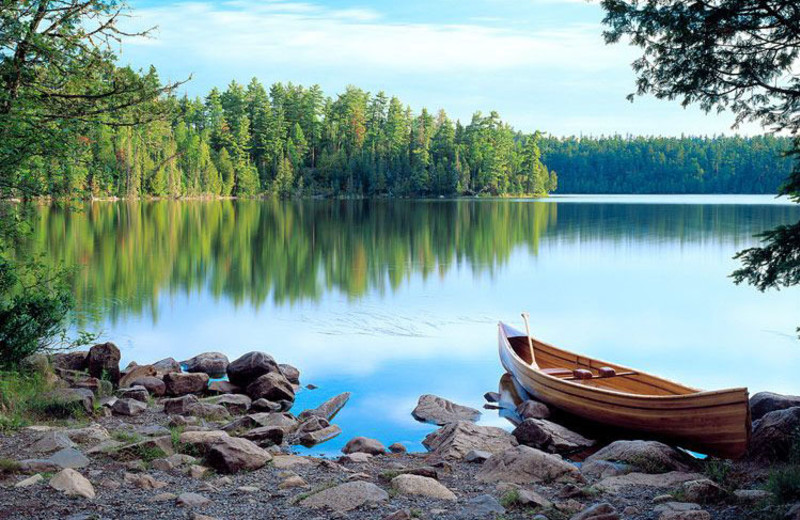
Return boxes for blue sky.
[122,0,761,137]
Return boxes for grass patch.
[703,459,747,493]
[0,371,87,431]
[499,488,521,508]
[112,430,143,444]
[626,454,669,474]
[379,469,402,481]
[0,458,21,475]
[766,466,800,505]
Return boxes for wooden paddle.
[521,312,535,365]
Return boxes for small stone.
[15,474,44,488]
[99,478,121,489]
[518,489,552,508]
[124,472,167,489]
[278,475,308,489]
[189,465,209,479]
[163,394,200,414]
[340,452,373,463]
[237,486,260,493]
[271,454,313,469]
[516,399,551,420]
[300,481,389,512]
[150,458,174,472]
[149,492,177,502]
[733,489,772,503]
[32,431,76,454]
[112,397,147,416]
[49,468,95,499]
[388,442,407,454]
[250,398,282,412]
[130,376,166,397]
[571,502,619,520]
[278,363,301,383]
[48,447,90,469]
[117,385,149,402]
[465,494,505,516]
[680,478,726,504]
[213,476,233,487]
[177,492,212,507]
[484,391,501,403]
[464,449,492,463]
[205,436,272,473]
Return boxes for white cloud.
[126,1,624,74]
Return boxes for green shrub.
[499,488,521,508]
[0,371,86,430]
[766,466,800,504]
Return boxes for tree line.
[542,135,793,194]
[24,79,556,199]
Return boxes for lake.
[23,195,800,454]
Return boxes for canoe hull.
[498,323,751,459]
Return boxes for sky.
[120,0,763,137]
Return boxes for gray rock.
[580,460,629,480]
[680,478,726,504]
[279,363,301,384]
[298,392,351,422]
[135,424,171,437]
[185,402,231,421]
[87,342,121,387]
[163,372,209,396]
[512,418,594,454]
[733,489,771,503]
[242,425,285,446]
[117,385,149,402]
[15,474,44,488]
[202,393,251,414]
[48,448,90,469]
[571,502,619,520]
[484,391,501,403]
[112,397,147,416]
[40,388,94,415]
[32,432,76,454]
[223,412,299,434]
[595,471,705,493]
[19,459,62,473]
[207,380,242,395]
[583,440,692,473]
[176,492,212,507]
[295,424,342,447]
[749,406,800,462]
[476,445,582,484]
[300,481,389,511]
[152,357,182,377]
[63,424,110,445]
[412,394,481,425]
[227,352,280,387]
[245,372,295,402]
[391,474,456,500]
[206,436,272,474]
[464,495,505,517]
[250,398,282,412]
[464,450,492,463]
[389,442,407,454]
[343,436,387,455]
[130,376,166,397]
[517,489,552,508]
[182,352,229,378]
[516,399,551,420]
[751,392,800,421]
[423,421,518,460]
[163,394,200,415]
[51,351,89,372]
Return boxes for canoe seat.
[541,368,573,377]
[598,367,617,378]
[572,369,594,380]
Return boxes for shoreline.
[0,345,796,519]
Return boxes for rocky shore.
[0,343,798,520]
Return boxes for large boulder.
[119,365,156,388]
[423,421,518,460]
[152,357,182,377]
[245,372,295,402]
[49,468,95,499]
[182,352,229,378]
[300,481,389,512]
[242,425,285,446]
[223,412,299,434]
[207,380,242,395]
[583,440,693,474]
[391,474,456,500]
[412,394,481,425]
[512,418,594,454]
[595,471,704,493]
[297,392,350,422]
[227,352,280,387]
[279,363,301,384]
[130,376,166,397]
[87,342,121,387]
[516,399,551,420]
[342,436,386,455]
[748,406,800,462]
[163,372,209,396]
[206,436,272,473]
[476,445,582,484]
[163,394,200,415]
[202,394,251,414]
[750,392,800,421]
[51,351,88,372]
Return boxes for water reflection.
[20,198,799,323]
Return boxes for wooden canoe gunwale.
[497,322,751,459]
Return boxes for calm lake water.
[23,195,800,454]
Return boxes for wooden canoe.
[498,322,751,459]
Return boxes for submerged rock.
[297,392,350,422]
[412,394,481,425]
